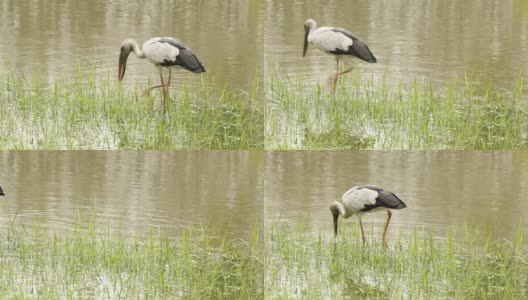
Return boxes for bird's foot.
[142,88,154,97]
[339,66,354,75]
[142,85,165,97]
[327,76,339,91]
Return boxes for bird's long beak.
[118,49,130,81]
[303,26,309,57]
[332,212,339,237]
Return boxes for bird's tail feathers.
[192,64,206,73]
[394,201,406,209]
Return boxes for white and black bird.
[330,185,406,248]
[118,37,206,112]
[0,186,4,196]
[303,19,376,91]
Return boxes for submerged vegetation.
[266,73,528,150]
[1,216,526,298]
[0,68,263,149]
[3,66,526,150]
[0,218,263,299]
[266,222,528,299]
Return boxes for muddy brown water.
[0,151,264,241]
[265,151,528,242]
[266,0,528,92]
[1,150,527,243]
[1,1,527,91]
[0,0,263,92]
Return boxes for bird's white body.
[143,39,177,66]
[340,186,379,217]
[142,37,181,68]
[307,26,354,56]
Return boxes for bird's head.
[330,201,342,238]
[303,19,316,57]
[304,19,316,29]
[118,39,136,81]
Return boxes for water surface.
[0,151,264,241]
[265,151,528,242]
[0,0,263,91]
[266,0,526,91]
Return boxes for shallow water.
[0,151,264,241]
[1,151,526,242]
[265,151,528,242]
[266,0,527,91]
[0,0,263,92]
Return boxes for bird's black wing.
[358,185,406,211]
[158,38,206,73]
[376,190,406,209]
[0,186,4,196]
[329,28,377,63]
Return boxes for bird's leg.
[142,69,171,96]
[333,58,340,92]
[382,210,393,248]
[142,84,165,96]
[359,216,366,246]
[159,71,167,112]
[339,64,354,75]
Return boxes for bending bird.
[303,19,376,91]
[330,185,406,248]
[118,37,205,112]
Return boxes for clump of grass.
[0,217,263,299]
[0,67,263,149]
[266,222,528,299]
[266,73,528,149]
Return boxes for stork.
[330,185,406,248]
[0,186,4,196]
[303,19,376,91]
[118,37,206,112]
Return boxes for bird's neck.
[307,29,314,43]
[131,41,145,59]
[331,201,347,218]
[307,25,318,42]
